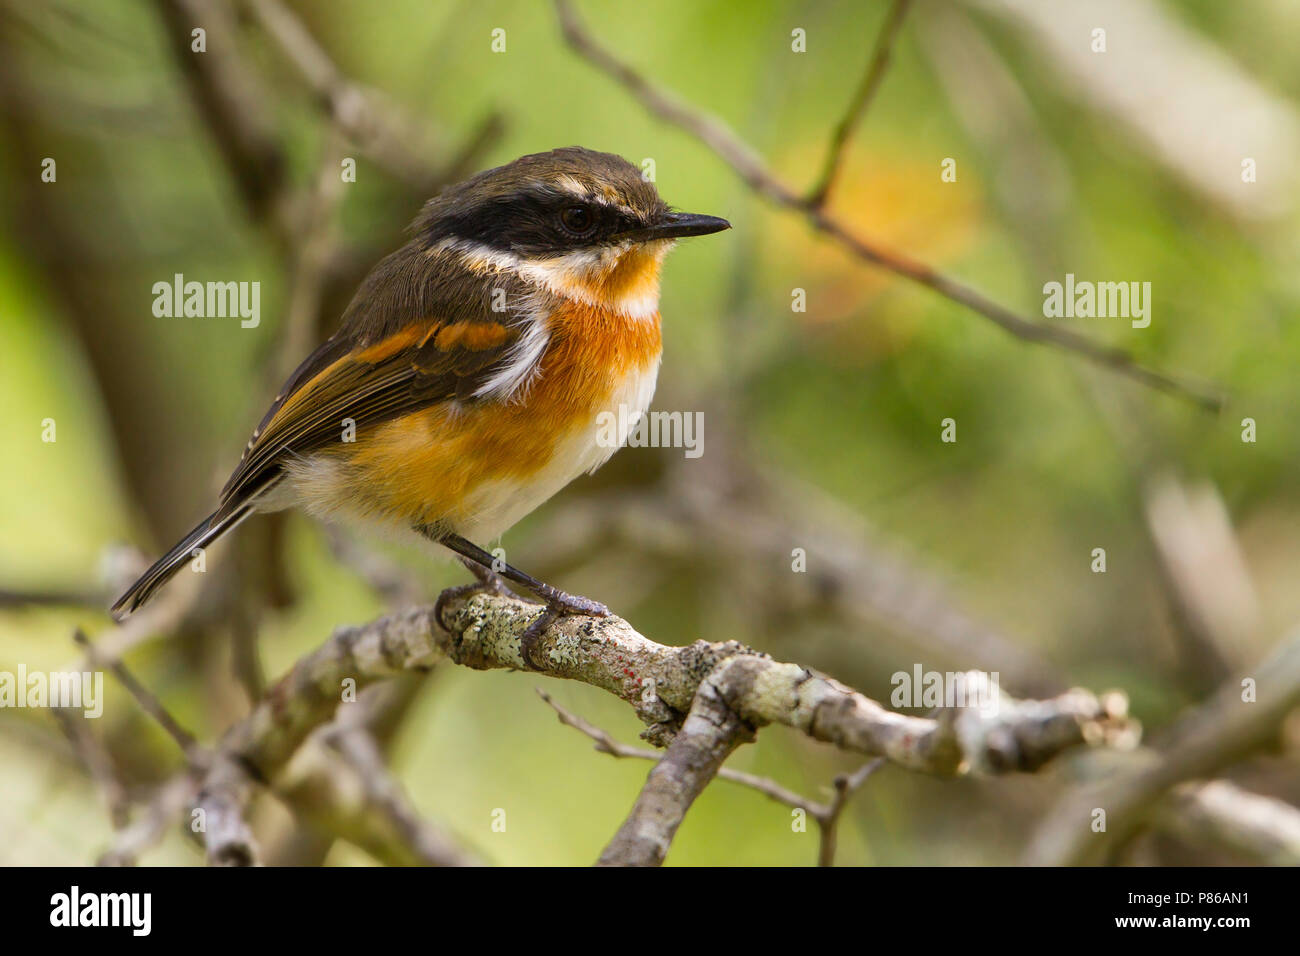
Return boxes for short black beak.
[620,212,731,241]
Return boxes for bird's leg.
[427,531,610,663]
[458,554,521,599]
[434,532,609,616]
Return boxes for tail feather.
[110,504,255,621]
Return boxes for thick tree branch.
[193,607,440,863]
[540,689,883,865]
[598,675,752,866]
[185,591,1133,864]
[196,754,260,866]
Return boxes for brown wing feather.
[214,233,535,518]
[215,314,519,518]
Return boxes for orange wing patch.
[433,320,511,352]
[352,324,432,363]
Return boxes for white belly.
[455,357,660,543]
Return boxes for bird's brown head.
[416,147,730,315]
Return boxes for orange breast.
[340,300,663,531]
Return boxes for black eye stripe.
[430,187,651,253]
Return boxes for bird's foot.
[471,566,523,602]
[435,561,524,630]
[534,582,609,619]
[518,585,610,667]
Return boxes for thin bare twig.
[74,628,201,759]
[553,0,1222,411]
[276,128,348,380]
[0,586,104,609]
[538,688,807,806]
[818,759,885,866]
[154,0,292,234]
[98,773,200,867]
[52,708,131,830]
[244,0,501,190]
[807,0,913,207]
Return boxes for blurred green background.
[2,0,1299,865]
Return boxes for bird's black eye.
[559,204,596,237]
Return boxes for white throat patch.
[434,236,666,402]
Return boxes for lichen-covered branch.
[193,607,441,863]
[185,590,1133,864]
[597,672,752,866]
[539,688,881,865]
[438,593,1132,764]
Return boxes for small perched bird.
[112,147,730,639]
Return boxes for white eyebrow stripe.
[548,175,624,209]
[553,174,588,198]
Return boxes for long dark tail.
[110,503,255,621]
